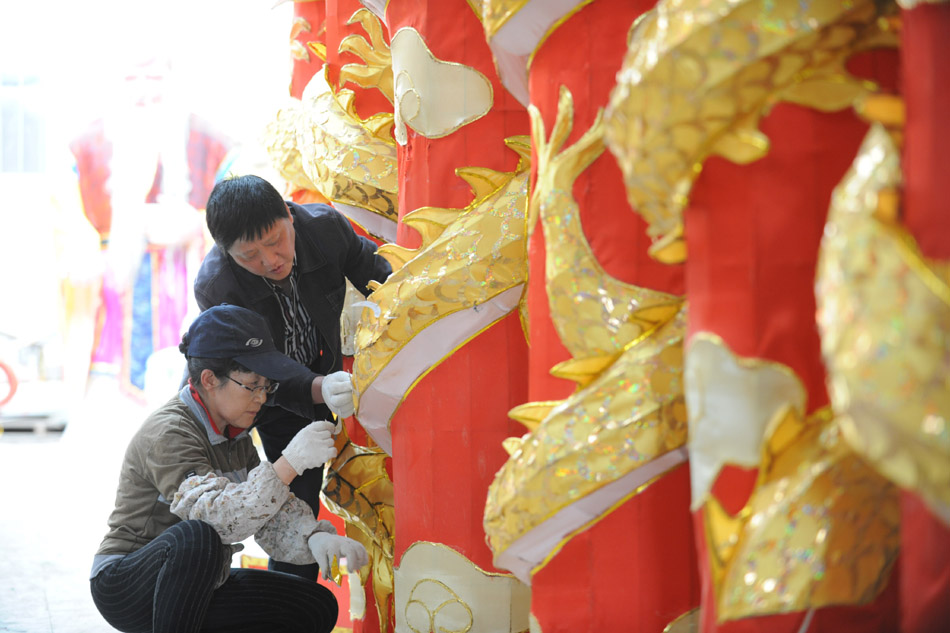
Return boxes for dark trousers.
[256,411,327,581]
[90,520,338,633]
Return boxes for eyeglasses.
[227,375,279,396]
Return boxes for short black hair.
[205,175,289,252]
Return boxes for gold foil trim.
[663,608,699,633]
[524,1,595,73]
[479,0,532,39]
[529,465,681,580]
[296,67,399,222]
[816,124,950,523]
[484,305,689,561]
[321,426,395,629]
[264,100,319,194]
[352,137,531,435]
[531,86,679,358]
[603,0,898,262]
[339,8,394,103]
[706,406,900,621]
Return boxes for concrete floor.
[0,373,352,632]
[0,377,146,632]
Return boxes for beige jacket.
[92,387,333,579]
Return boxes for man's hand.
[307,532,369,580]
[320,371,355,418]
[281,420,338,475]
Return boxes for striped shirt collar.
[263,261,319,366]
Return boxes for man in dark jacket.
[194,174,391,580]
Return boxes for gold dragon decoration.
[484,87,689,584]
[601,0,905,622]
[816,113,950,524]
[268,8,401,628]
[694,333,900,622]
[352,135,532,455]
[602,0,899,263]
[266,8,398,240]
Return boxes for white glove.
[281,420,338,475]
[308,532,369,581]
[321,371,355,418]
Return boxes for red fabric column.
[384,1,530,574]
[685,91,901,632]
[901,5,950,260]
[286,4,392,629]
[526,2,695,631]
[324,0,393,120]
[531,466,696,632]
[290,1,327,100]
[899,7,950,632]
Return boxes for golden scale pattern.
[603,0,897,262]
[321,429,396,630]
[264,104,320,194]
[296,69,399,222]
[816,123,950,524]
[532,86,680,357]
[598,0,907,620]
[352,136,532,400]
[268,9,401,628]
[704,399,899,621]
[484,87,688,562]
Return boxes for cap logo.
[245,338,263,347]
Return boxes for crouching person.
[89,304,368,633]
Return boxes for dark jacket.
[194,201,391,422]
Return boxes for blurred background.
[0,3,296,630]
[0,0,294,427]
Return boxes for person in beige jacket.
[89,304,368,633]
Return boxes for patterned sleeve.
[170,463,337,564]
[170,463,290,543]
[254,505,338,565]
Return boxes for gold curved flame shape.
[352,136,532,451]
[296,67,399,223]
[532,85,679,358]
[321,427,395,630]
[603,0,898,263]
[485,88,688,580]
[338,8,394,103]
[705,403,899,621]
[816,123,950,523]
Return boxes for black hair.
[205,175,290,252]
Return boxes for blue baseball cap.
[179,304,302,381]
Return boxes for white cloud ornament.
[390,27,493,145]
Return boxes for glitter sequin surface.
[321,435,396,628]
[352,137,531,410]
[297,69,399,221]
[816,124,950,523]
[484,307,689,560]
[707,406,899,621]
[532,87,679,358]
[603,0,897,262]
